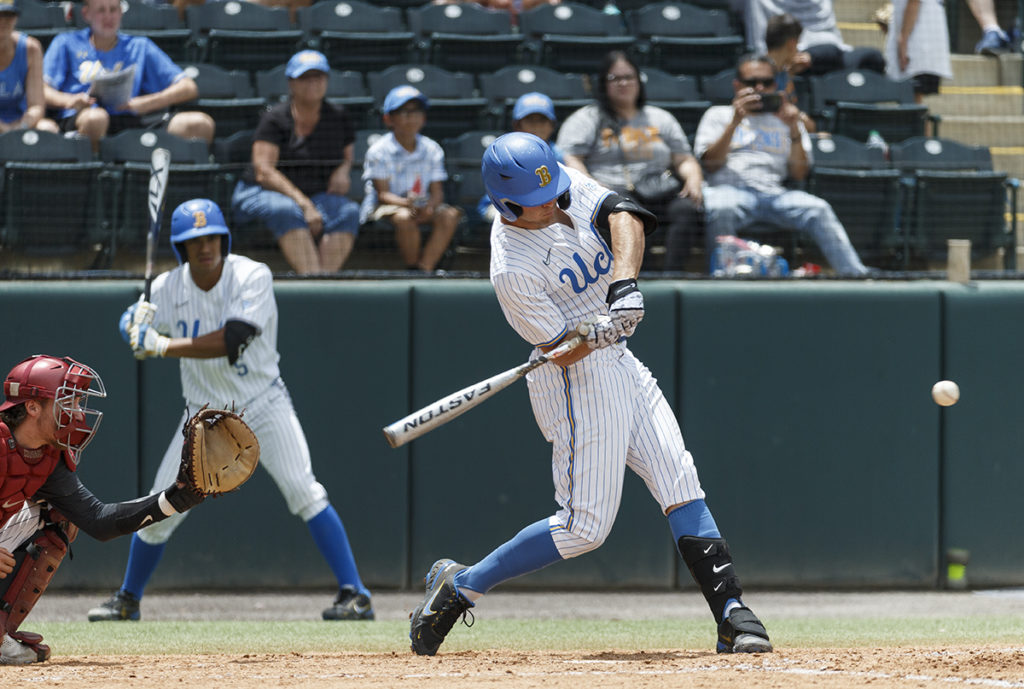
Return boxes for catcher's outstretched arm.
[34,465,204,542]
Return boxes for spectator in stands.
[231,50,361,275]
[694,54,869,277]
[747,0,886,76]
[0,2,46,134]
[764,14,817,132]
[557,50,703,273]
[885,0,952,104]
[965,0,1012,54]
[430,0,562,17]
[478,91,563,224]
[41,0,213,151]
[360,85,461,273]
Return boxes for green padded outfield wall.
[0,279,1015,591]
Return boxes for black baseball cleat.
[409,558,473,656]
[717,606,772,653]
[87,590,141,622]
[322,585,375,620]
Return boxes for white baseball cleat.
[0,633,44,665]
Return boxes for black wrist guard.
[164,483,204,513]
[606,278,640,306]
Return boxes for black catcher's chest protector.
[0,423,65,528]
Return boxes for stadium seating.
[99,130,229,257]
[299,0,415,73]
[0,130,110,264]
[406,3,523,74]
[367,64,489,142]
[889,137,1016,266]
[186,1,305,72]
[17,0,68,52]
[627,2,743,76]
[639,67,709,143]
[178,62,269,137]
[805,135,904,268]
[443,130,502,252]
[810,70,928,143]
[518,2,634,74]
[478,65,589,132]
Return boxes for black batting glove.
[606,278,644,337]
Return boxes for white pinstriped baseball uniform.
[490,166,705,559]
[136,254,328,544]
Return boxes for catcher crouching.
[0,355,258,664]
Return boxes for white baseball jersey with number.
[490,166,705,559]
[136,254,328,544]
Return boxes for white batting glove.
[130,323,170,359]
[577,315,625,350]
[133,298,157,327]
[606,279,644,338]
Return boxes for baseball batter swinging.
[409,133,772,656]
[87,199,374,622]
[0,355,207,664]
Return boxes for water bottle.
[866,130,889,160]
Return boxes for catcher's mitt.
[180,406,260,496]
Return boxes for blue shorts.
[231,180,360,239]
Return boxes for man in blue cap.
[231,49,362,274]
[360,84,461,273]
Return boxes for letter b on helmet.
[481,132,570,221]
[170,198,232,264]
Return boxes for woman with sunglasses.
[558,50,703,273]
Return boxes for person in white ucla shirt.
[87,199,374,623]
[695,53,868,276]
[408,132,773,657]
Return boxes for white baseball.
[931,380,960,407]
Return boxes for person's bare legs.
[390,209,423,268]
[418,206,461,272]
[319,232,356,273]
[75,108,109,152]
[167,111,215,143]
[278,228,322,274]
[966,0,999,28]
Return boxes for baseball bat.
[143,147,171,301]
[382,336,584,449]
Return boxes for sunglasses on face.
[606,73,638,84]
[739,77,775,88]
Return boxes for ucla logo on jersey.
[535,165,552,188]
[558,250,611,294]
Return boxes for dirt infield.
[7,645,1024,688]
[7,590,1024,687]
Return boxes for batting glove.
[130,323,170,359]
[133,298,157,327]
[577,315,625,350]
[606,279,644,338]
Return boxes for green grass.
[30,617,1024,656]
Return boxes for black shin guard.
[678,536,743,622]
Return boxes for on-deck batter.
[409,132,772,657]
[87,198,374,623]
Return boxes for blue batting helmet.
[169,198,231,264]
[481,132,570,221]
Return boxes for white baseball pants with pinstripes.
[527,343,705,560]
[136,379,329,545]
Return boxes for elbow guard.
[597,194,658,238]
[224,319,260,366]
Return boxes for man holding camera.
[694,54,869,276]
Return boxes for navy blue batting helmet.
[169,198,231,264]
[481,132,570,221]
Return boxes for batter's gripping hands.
[130,323,170,359]
[606,279,644,337]
[118,298,156,344]
[578,315,626,349]
[179,405,260,497]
